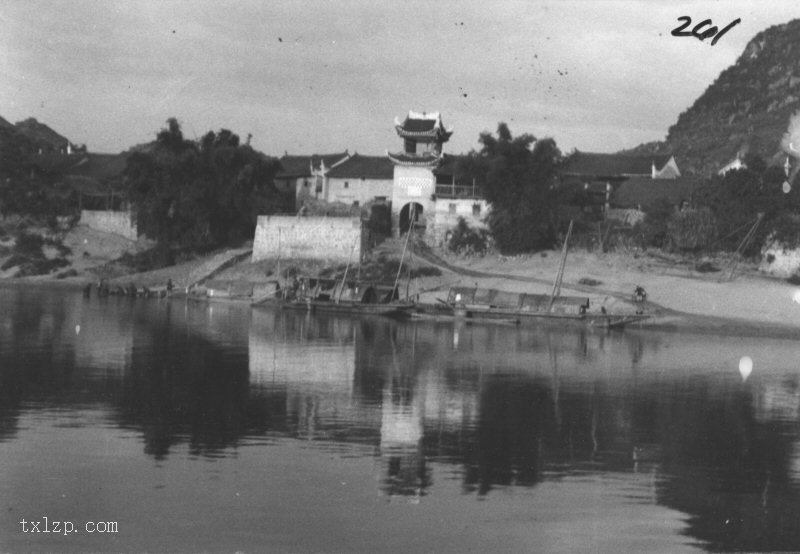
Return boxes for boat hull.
[412,302,649,328]
[255,297,415,318]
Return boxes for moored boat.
[253,277,415,318]
[412,285,649,328]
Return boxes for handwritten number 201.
[671,16,741,46]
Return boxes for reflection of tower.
[388,111,453,236]
[378,379,429,500]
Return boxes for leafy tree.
[637,197,674,249]
[457,123,561,254]
[695,157,800,254]
[125,118,283,250]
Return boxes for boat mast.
[548,220,573,312]
[337,237,358,303]
[393,205,415,300]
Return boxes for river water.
[1,286,800,553]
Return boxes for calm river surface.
[2,286,800,553]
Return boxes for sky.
[1,1,798,157]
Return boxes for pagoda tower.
[388,111,453,235]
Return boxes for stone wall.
[252,215,362,263]
[79,210,138,240]
[430,198,489,247]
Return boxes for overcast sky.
[1,1,797,156]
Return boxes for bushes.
[14,232,44,257]
[447,217,489,255]
[636,198,673,249]
[667,207,718,251]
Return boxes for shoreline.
[3,276,800,341]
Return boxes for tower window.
[472,203,481,216]
[344,181,349,189]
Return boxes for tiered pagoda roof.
[389,111,453,168]
[393,111,453,142]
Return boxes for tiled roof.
[65,152,131,181]
[394,111,453,141]
[277,155,312,177]
[403,119,437,133]
[277,152,349,177]
[326,154,394,180]
[612,176,699,209]
[311,152,349,171]
[387,152,441,167]
[561,151,675,177]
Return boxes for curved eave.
[394,126,453,142]
[387,152,442,167]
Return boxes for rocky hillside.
[625,18,800,175]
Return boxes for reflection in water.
[3,287,800,551]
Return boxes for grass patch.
[14,232,44,257]
[16,257,70,277]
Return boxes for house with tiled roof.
[325,154,394,207]
[63,152,132,210]
[611,176,699,211]
[275,152,351,210]
[561,151,680,180]
[560,151,682,213]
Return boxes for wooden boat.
[253,277,415,318]
[411,287,649,329]
[411,221,649,329]
[413,286,648,328]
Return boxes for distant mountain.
[623,19,800,175]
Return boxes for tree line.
[3,117,800,261]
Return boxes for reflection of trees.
[643,379,800,551]
[0,289,78,442]
[7,290,800,550]
[463,376,550,495]
[117,319,273,460]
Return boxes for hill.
[624,18,800,175]
[14,117,78,153]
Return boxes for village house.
[274,152,351,210]
[560,151,681,211]
[611,176,699,211]
[264,111,489,249]
[324,153,394,207]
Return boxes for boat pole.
[337,237,357,303]
[727,213,763,281]
[393,206,415,300]
[548,220,573,312]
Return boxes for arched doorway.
[399,202,424,234]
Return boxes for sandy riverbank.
[408,249,800,338]
[3,236,800,338]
